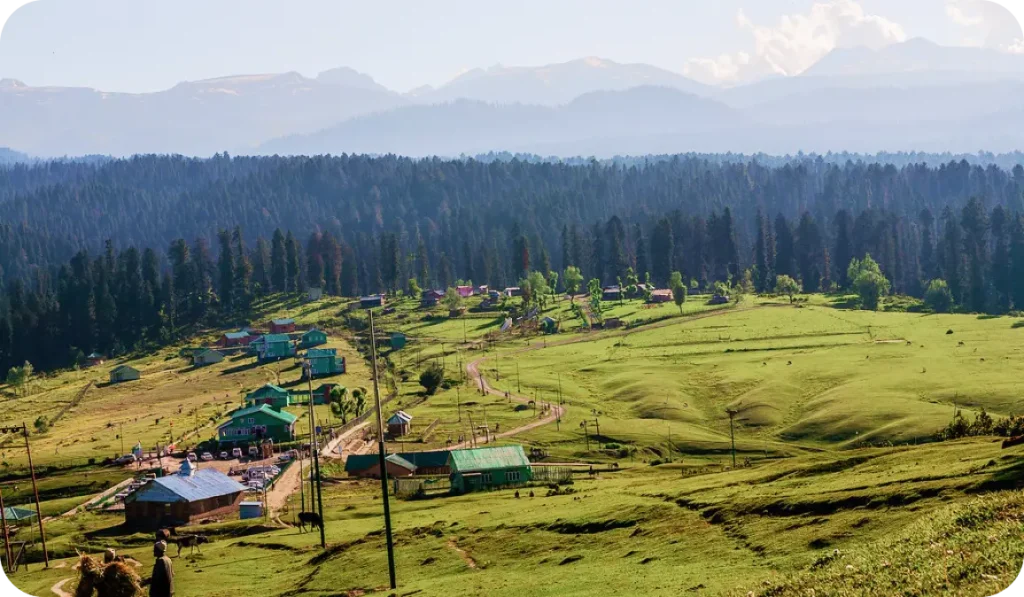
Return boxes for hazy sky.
[0,0,1020,92]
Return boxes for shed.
[390,332,407,350]
[456,285,474,298]
[387,411,413,437]
[650,289,673,303]
[344,453,417,479]
[602,286,622,301]
[448,445,532,494]
[109,365,140,384]
[85,353,105,367]
[218,331,253,348]
[400,450,452,475]
[239,501,264,520]
[505,287,523,297]
[305,348,345,377]
[244,384,291,410]
[301,328,328,348]
[124,462,247,529]
[709,294,730,305]
[421,289,444,308]
[360,295,386,308]
[192,349,225,367]
[218,404,297,445]
[270,318,296,334]
[257,334,295,362]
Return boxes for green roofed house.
[257,334,296,363]
[109,364,141,384]
[305,348,345,378]
[448,445,533,494]
[244,384,291,410]
[301,328,328,348]
[217,404,297,446]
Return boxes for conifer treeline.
[3,154,1024,373]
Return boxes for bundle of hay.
[74,554,142,597]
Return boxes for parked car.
[219,451,229,459]
[248,446,259,457]
[200,452,214,461]
[231,447,243,459]
[277,454,292,463]
[113,454,136,465]
[187,452,197,462]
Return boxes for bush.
[924,279,954,313]
[419,363,444,395]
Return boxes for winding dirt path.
[50,578,72,597]
[446,538,477,569]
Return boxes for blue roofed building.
[123,460,248,528]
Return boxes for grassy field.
[3,292,1024,596]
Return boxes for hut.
[387,411,412,437]
[602,286,622,301]
[239,501,264,520]
[269,318,296,334]
[192,349,225,367]
[504,287,523,297]
[244,384,291,409]
[421,289,444,307]
[360,295,386,308]
[257,334,295,362]
[217,404,297,445]
[123,461,246,529]
[300,328,328,348]
[344,454,417,479]
[448,445,532,494]
[85,353,105,367]
[218,331,253,348]
[456,285,474,298]
[109,365,140,384]
[650,289,673,303]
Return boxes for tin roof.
[224,331,250,340]
[387,411,412,424]
[307,348,337,358]
[228,404,298,424]
[302,328,326,337]
[127,469,246,504]
[263,334,291,343]
[344,454,378,472]
[271,318,295,325]
[110,364,139,373]
[385,454,417,471]
[398,450,451,469]
[448,445,530,473]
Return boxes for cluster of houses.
[216,381,344,447]
[345,444,534,495]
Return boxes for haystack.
[74,554,142,597]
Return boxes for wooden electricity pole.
[726,409,738,468]
[369,310,397,590]
[304,361,325,548]
[0,488,11,571]
[21,423,47,567]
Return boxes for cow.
[297,511,323,533]
[174,534,209,556]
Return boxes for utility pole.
[369,310,397,590]
[0,488,11,572]
[580,420,590,452]
[456,385,462,422]
[667,425,672,462]
[468,412,477,448]
[22,423,47,567]
[726,409,738,468]
[299,449,305,513]
[304,359,325,548]
[463,317,467,344]
[516,361,521,393]
[120,422,125,456]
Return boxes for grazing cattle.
[174,534,209,556]
[297,511,324,533]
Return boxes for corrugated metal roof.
[224,332,250,340]
[271,318,295,325]
[385,454,417,470]
[110,364,138,373]
[387,411,412,424]
[2,506,37,521]
[229,404,298,424]
[127,468,246,503]
[307,348,337,358]
[263,334,291,343]
[302,329,326,337]
[344,454,378,472]
[399,450,450,469]
[251,383,288,395]
[448,445,530,473]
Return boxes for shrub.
[924,279,954,313]
[419,363,444,395]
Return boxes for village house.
[602,286,622,301]
[307,383,340,405]
[360,294,386,308]
[387,411,413,437]
[505,287,523,297]
[218,404,297,446]
[109,364,140,384]
[85,353,105,367]
[244,383,291,410]
[300,328,328,348]
[421,289,445,307]
[257,334,296,363]
[269,318,296,334]
[400,450,452,475]
[218,331,253,348]
[192,348,225,367]
[448,445,533,494]
[123,460,247,529]
[650,289,673,303]
[456,285,474,298]
[305,348,346,377]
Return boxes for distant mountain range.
[5,40,1024,158]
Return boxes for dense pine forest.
[2,152,1024,374]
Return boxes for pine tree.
[634,224,649,281]
[650,217,674,287]
[217,229,235,313]
[833,210,853,289]
[795,212,823,293]
[990,206,1011,312]
[918,208,936,282]
[286,231,302,292]
[233,227,253,313]
[415,235,430,288]
[271,229,287,292]
[307,232,325,291]
[141,248,161,339]
[774,214,795,278]
[940,206,964,306]
[1010,216,1024,310]
[513,235,530,281]
[252,237,271,296]
[340,242,358,297]
[960,198,989,312]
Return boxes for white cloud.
[946,0,1024,53]
[683,0,906,86]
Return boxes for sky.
[0,0,1021,92]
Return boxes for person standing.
[146,541,174,597]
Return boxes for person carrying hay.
[74,552,143,597]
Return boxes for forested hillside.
[2,153,1024,373]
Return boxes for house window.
[505,471,521,483]
[481,473,492,484]
[248,418,254,424]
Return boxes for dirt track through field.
[50,578,72,597]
